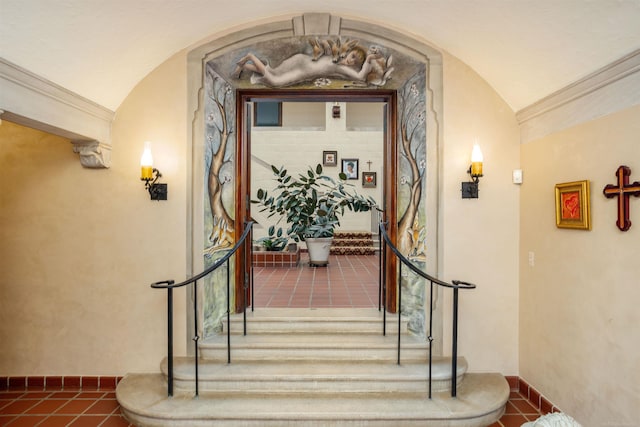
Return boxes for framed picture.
[362,171,377,188]
[323,150,338,166]
[253,101,282,127]
[555,180,591,230]
[341,158,359,180]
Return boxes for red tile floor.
[252,254,381,308]
[0,389,132,427]
[0,388,543,426]
[1,254,544,426]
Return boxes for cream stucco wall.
[519,104,640,425]
[441,52,521,375]
[0,52,188,375]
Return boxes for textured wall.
[440,52,521,374]
[520,104,640,425]
[0,51,189,375]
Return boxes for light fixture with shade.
[140,141,167,200]
[461,143,483,199]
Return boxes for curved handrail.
[379,223,476,291]
[378,221,475,399]
[151,221,254,397]
[151,222,254,290]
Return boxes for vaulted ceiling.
[1,0,639,113]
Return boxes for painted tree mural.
[397,74,427,260]
[204,65,235,256]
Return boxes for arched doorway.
[188,13,442,342]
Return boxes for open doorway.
[235,90,398,313]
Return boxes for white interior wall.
[251,102,384,243]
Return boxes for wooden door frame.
[235,89,398,313]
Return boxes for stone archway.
[187,13,443,349]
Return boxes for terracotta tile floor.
[0,390,132,426]
[489,391,544,426]
[1,254,544,426]
[1,388,542,426]
[252,254,382,308]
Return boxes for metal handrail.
[378,221,475,398]
[151,221,254,397]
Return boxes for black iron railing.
[378,222,476,399]
[151,221,254,397]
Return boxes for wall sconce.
[461,143,483,199]
[140,142,168,201]
[332,102,341,118]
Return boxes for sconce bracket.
[142,168,168,201]
[149,183,168,201]
[461,182,479,199]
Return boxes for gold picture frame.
[555,180,591,230]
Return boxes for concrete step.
[117,372,509,427]
[223,308,408,335]
[199,332,429,362]
[162,357,467,394]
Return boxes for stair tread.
[117,372,509,425]
[201,333,427,347]
[227,308,391,319]
[166,357,467,381]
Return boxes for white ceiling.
[1,0,640,112]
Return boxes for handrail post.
[193,280,199,398]
[226,259,231,364]
[167,286,174,397]
[243,225,248,336]
[250,225,255,312]
[378,223,382,311]
[451,287,459,398]
[397,262,402,365]
[428,280,434,399]
[382,227,387,336]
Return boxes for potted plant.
[255,225,289,251]
[253,164,377,265]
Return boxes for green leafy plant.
[253,164,377,242]
[255,225,288,251]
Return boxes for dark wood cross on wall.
[603,165,640,231]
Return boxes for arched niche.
[187,13,443,351]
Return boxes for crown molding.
[0,58,114,167]
[516,49,640,144]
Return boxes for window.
[253,101,282,127]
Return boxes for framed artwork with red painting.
[555,180,591,230]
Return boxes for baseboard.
[504,375,561,415]
[0,375,121,391]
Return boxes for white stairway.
[116,308,509,426]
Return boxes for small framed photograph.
[362,171,377,188]
[341,158,359,180]
[555,180,591,230]
[323,150,338,166]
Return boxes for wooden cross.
[603,165,640,231]
[366,160,372,171]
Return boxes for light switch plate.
[513,169,523,184]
